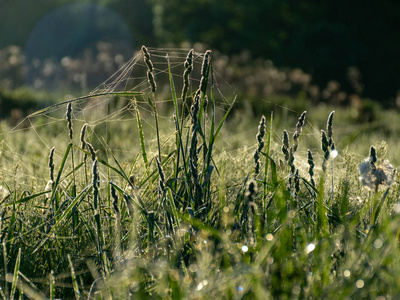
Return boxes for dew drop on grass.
[238,286,243,292]
[266,233,274,241]
[373,239,383,249]
[292,285,301,295]
[223,206,229,213]
[197,280,208,291]
[344,270,351,278]
[393,203,400,214]
[329,149,338,160]
[189,264,198,273]
[356,279,364,288]
[241,245,248,253]
[305,243,315,254]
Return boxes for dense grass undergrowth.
[1,47,400,299]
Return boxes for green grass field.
[1,47,400,299]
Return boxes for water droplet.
[241,245,248,253]
[292,285,301,294]
[344,270,351,277]
[223,206,229,213]
[197,280,208,291]
[305,243,315,254]
[329,149,338,160]
[266,233,274,241]
[356,279,364,288]
[373,239,383,249]
[189,264,198,273]
[238,286,243,292]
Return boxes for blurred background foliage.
[0,0,399,106]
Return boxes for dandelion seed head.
[359,158,394,190]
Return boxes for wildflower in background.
[359,158,394,191]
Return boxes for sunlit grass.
[1,47,400,299]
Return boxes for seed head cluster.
[359,146,395,191]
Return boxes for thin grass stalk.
[66,102,76,197]
[111,184,122,258]
[142,45,161,162]
[189,91,202,210]
[204,64,216,186]
[135,106,148,166]
[167,55,188,192]
[10,248,21,300]
[49,270,55,300]
[148,211,155,259]
[92,159,104,254]
[263,112,273,210]
[80,123,88,185]
[2,242,8,298]
[67,255,80,300]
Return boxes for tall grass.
[0,46,400,299]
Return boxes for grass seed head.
[111,184,120,214]
[48,147,55,183]
[66,101,73,140]
[369,146,377,167]
[87,142,96,161]
[307,150,315,186]
[191,90,201,127]
[80,123,88,150]
[142,45,156,93]
[254,115,266,174]
[182,49,194,102]
[293,111,306,152]
[199,50,212,94]
[282,130,290,162]
[327,111,335,140]
[245,179,257,200]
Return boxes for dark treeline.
[1,0,399,103]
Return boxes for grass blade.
[136,107,148,166]
[68,255,81,300]
[10,248,21,300]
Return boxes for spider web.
[0,47,237,190]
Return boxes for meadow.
[1,46,400,299]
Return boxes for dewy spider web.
[0,47,237,189]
